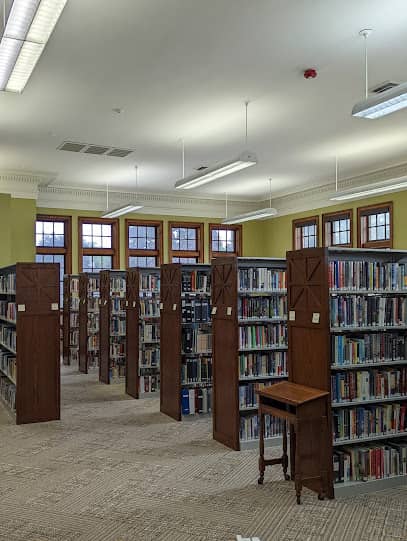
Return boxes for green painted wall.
[0,194,36,267]
[261,189,407,258]
[37,207,266,273]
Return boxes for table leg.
[282,421,290,481]
[290,425,296,479]
[258,408,265,485]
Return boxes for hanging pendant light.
[222,178,277,224]
[102,165,144,218]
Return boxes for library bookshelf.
[126,267,160,399]
[79,273,100,374]
[62,274,79,366]
[287,247,407,497]
[99,270,126,384]
[212,257,288,451]
[160,263,212,421]
[0,263,60,424]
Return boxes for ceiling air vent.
[57,141,134,158]
[370,81,399,94]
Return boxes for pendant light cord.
[335,155,338,192]
[364,34,368,99]
[182,139,185,178]
[225,192,228,219]
[245,101,249,146]
[268,178,272,207]
[135,165,139,200]
[106,183,109,211]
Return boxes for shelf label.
[312,312,320,324]
[289,310,296,321]
[226,307,232,316]
[82,299,86,304]
[51,303,59,311]
[132,301,136,308]
[17,304,26,312]
[172,303,177,311]
[104,300,107,306]
[211,307,217,315]
[159,302,164,310]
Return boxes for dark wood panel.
[78,274,88,374]
[99,270,110,384]
[212,257,240,450]
[160,264,182,421]
[126,269,140,398]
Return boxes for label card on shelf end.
[289,310,296,321]
[312,312,320,324]
[17,304,26,312]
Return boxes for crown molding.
[37,185,260,218]
[0,171,55,199]
[266,162,407,217]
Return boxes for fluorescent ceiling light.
[330,180,407,201]
[174,151,257,189]
[101,204,144,219]
[0,0,67,93]
[222,207,277,224]
[352,81,407,119]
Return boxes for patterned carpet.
[0,367,406,541]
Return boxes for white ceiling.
[1,0,407,201]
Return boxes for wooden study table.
[257,381,331,504]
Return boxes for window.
[168,222,204,263]
[358,202,393,248]
[126,219,163,268]
[209,224,242,259]
[322,210,353,247]
[78,217,119,272]
[292,216,319,249]
[35,215,72,306]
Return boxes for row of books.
[0,301,16,322]
[181,270,211,293]
[111,297,126,312]
[181,386,212,415]
[70,347,79,364]
[70,312,79,328]
[111,277,126,293]
[181,298,211,323]
[239,351,287,379]
[0,273,16,294]
[240,413,284,442]
[88,277,99,292]
[332,333,407,366]
[238,296,287,320]
[88,313,99,333]
[142,323,160,342]
[140,347,160,368]
[139,375,160,393]
[70,278,79,293]
[69,330,79,347]
[182,328,212,353]
[330,295,407,328]
[111,317,126,336]
[329,260,407,291]
[333,440,407,483]
[0,350,16,382]
[0,375,15,410]
[331,368,407,403]
[140,274,160,291]
[70,297,80,311]
[88,298,99,312]
[239,381,274,409]
[0,324,16,352]
[87,335,99,352]
[239,324,287,350]
[332,403,407,442]
[110,340,125,358]
[140,299,160,317]
[181,355,212,383]
[109,364,125,379]
[87,353,99,369]
[238,268,286,292]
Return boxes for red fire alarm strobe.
[304,68,317,79]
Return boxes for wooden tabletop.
[256,381,329,406]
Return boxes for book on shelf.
[181,386,212,415]
[332,333,407,366]
[240,413,285,442]
[140,273,160,292]
[142,323,160,342]
[239,323,287,350]
[329,260,407,291]
[331,367,407,403]
[333,402,406,442]
[239,351,287,379]
[330,295,407,328]
[181,297,211,322]
[181,270,211,293]
[333,440,407,483]
[181,355,212,383]
[239,267,286,291]
[238,295,287,320]
[0,301,16,322]
[140,374,159,393]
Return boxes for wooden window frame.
[168,221,204,263]
[292,216,319,250]
[125,219,163,268]
[357,201,393,249]
[322,209,353,248]
[208,223,242,260]
[78,217,120,272]
[36,214,72,273]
